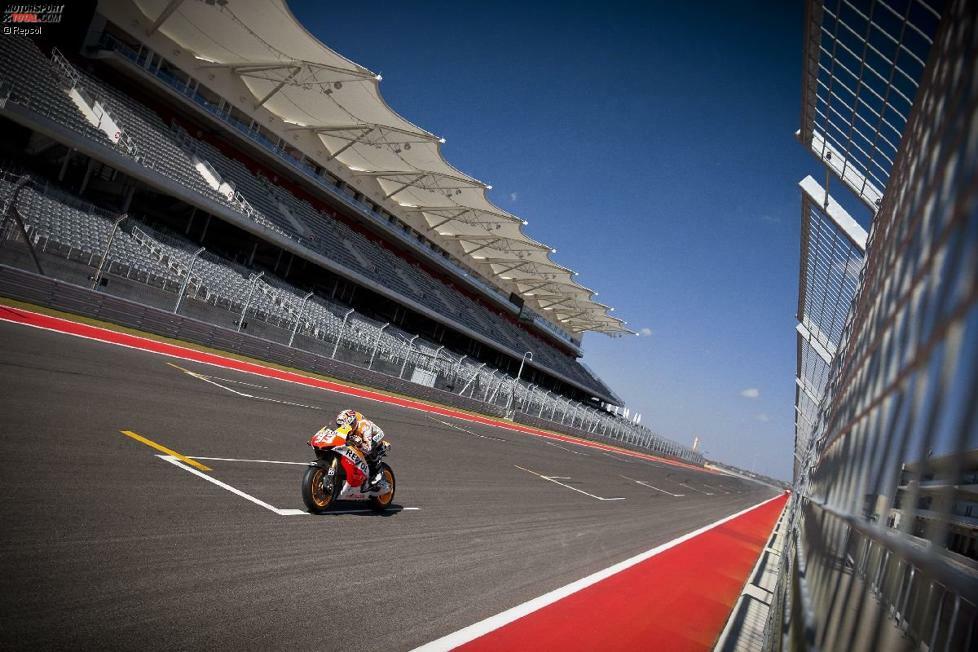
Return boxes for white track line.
[679,481,713,496]
[543,440,589,456]
[515,465,625,501]
[412,493,784,651]
[600,451,636,463]
[427,415,506,441]
[202,375,271,389]
[169,363,323,410]
[188,456,311,466]
[620,474,685,497]
[159,455,294,516]
[158,455,419,515]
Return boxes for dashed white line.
[543,440,590,456]
[427,415,506,441]
[168,362,323,410]
[515,465,625,501]
[679,481,713,496]
[620,475,685,497]
[600,451,636,464]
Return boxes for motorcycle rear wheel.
[368,463,396,511]
[302,461,339,514]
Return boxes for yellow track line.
[120,430,211,472]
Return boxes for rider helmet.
[336,409,359,430]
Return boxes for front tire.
[369,463,396,511]
[302,459,339,514]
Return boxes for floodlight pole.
[367,323,389,370]
[173,246,205,313]
[288,291,314,347]
[237,271,264,332]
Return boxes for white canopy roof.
[124,0,629,334]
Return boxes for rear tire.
[302,459,339,514]
[369,464,395,511]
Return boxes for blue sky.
[290,1,869,480]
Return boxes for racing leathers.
[338,411,388,490]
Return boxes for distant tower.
[692,436,700,452]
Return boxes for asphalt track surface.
[0,317,777,650]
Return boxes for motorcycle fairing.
[335,444,369,487]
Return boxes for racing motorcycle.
[301,423,395,513]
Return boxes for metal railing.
[50,47,142,163]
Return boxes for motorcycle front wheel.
[302,459,339,514]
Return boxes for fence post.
[288,291,313,347]
[398,334,418,379]
[367,322,389,370]
[236,271,264,331]
[3,175,45,275]
[522,384,536,412]
[330,307,354,359]
[506,351,533,417]
[458,362,486,396]
[431,345,445,372]
[92,213,127,289]
[452,355,467,386]
[173,246,205,313]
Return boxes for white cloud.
[637,327,653,337]
[740,388,760,399]
[509,192,518,202]
[755,413,771,422]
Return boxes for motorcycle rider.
[335,409,389,490]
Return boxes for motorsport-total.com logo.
[3,3,64,36]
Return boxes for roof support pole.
[254,66,301,109]
[383,174,425,200]
[538,296,573,310]
[462,239,499,257]
[491,261,531,277]
[427,209,471,232]
[147,0,184,36]
[324,126,374,161]
[427,216,456,231]
[519,280,558,294]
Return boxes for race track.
[0,315,776,649]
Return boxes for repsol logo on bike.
[340,447,368,475]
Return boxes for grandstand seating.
[3,169,700,459]
[0,35,613,397]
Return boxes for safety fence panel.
[769,0,978,649]
[800,0,943,210]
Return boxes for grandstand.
[0,2,700,463]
